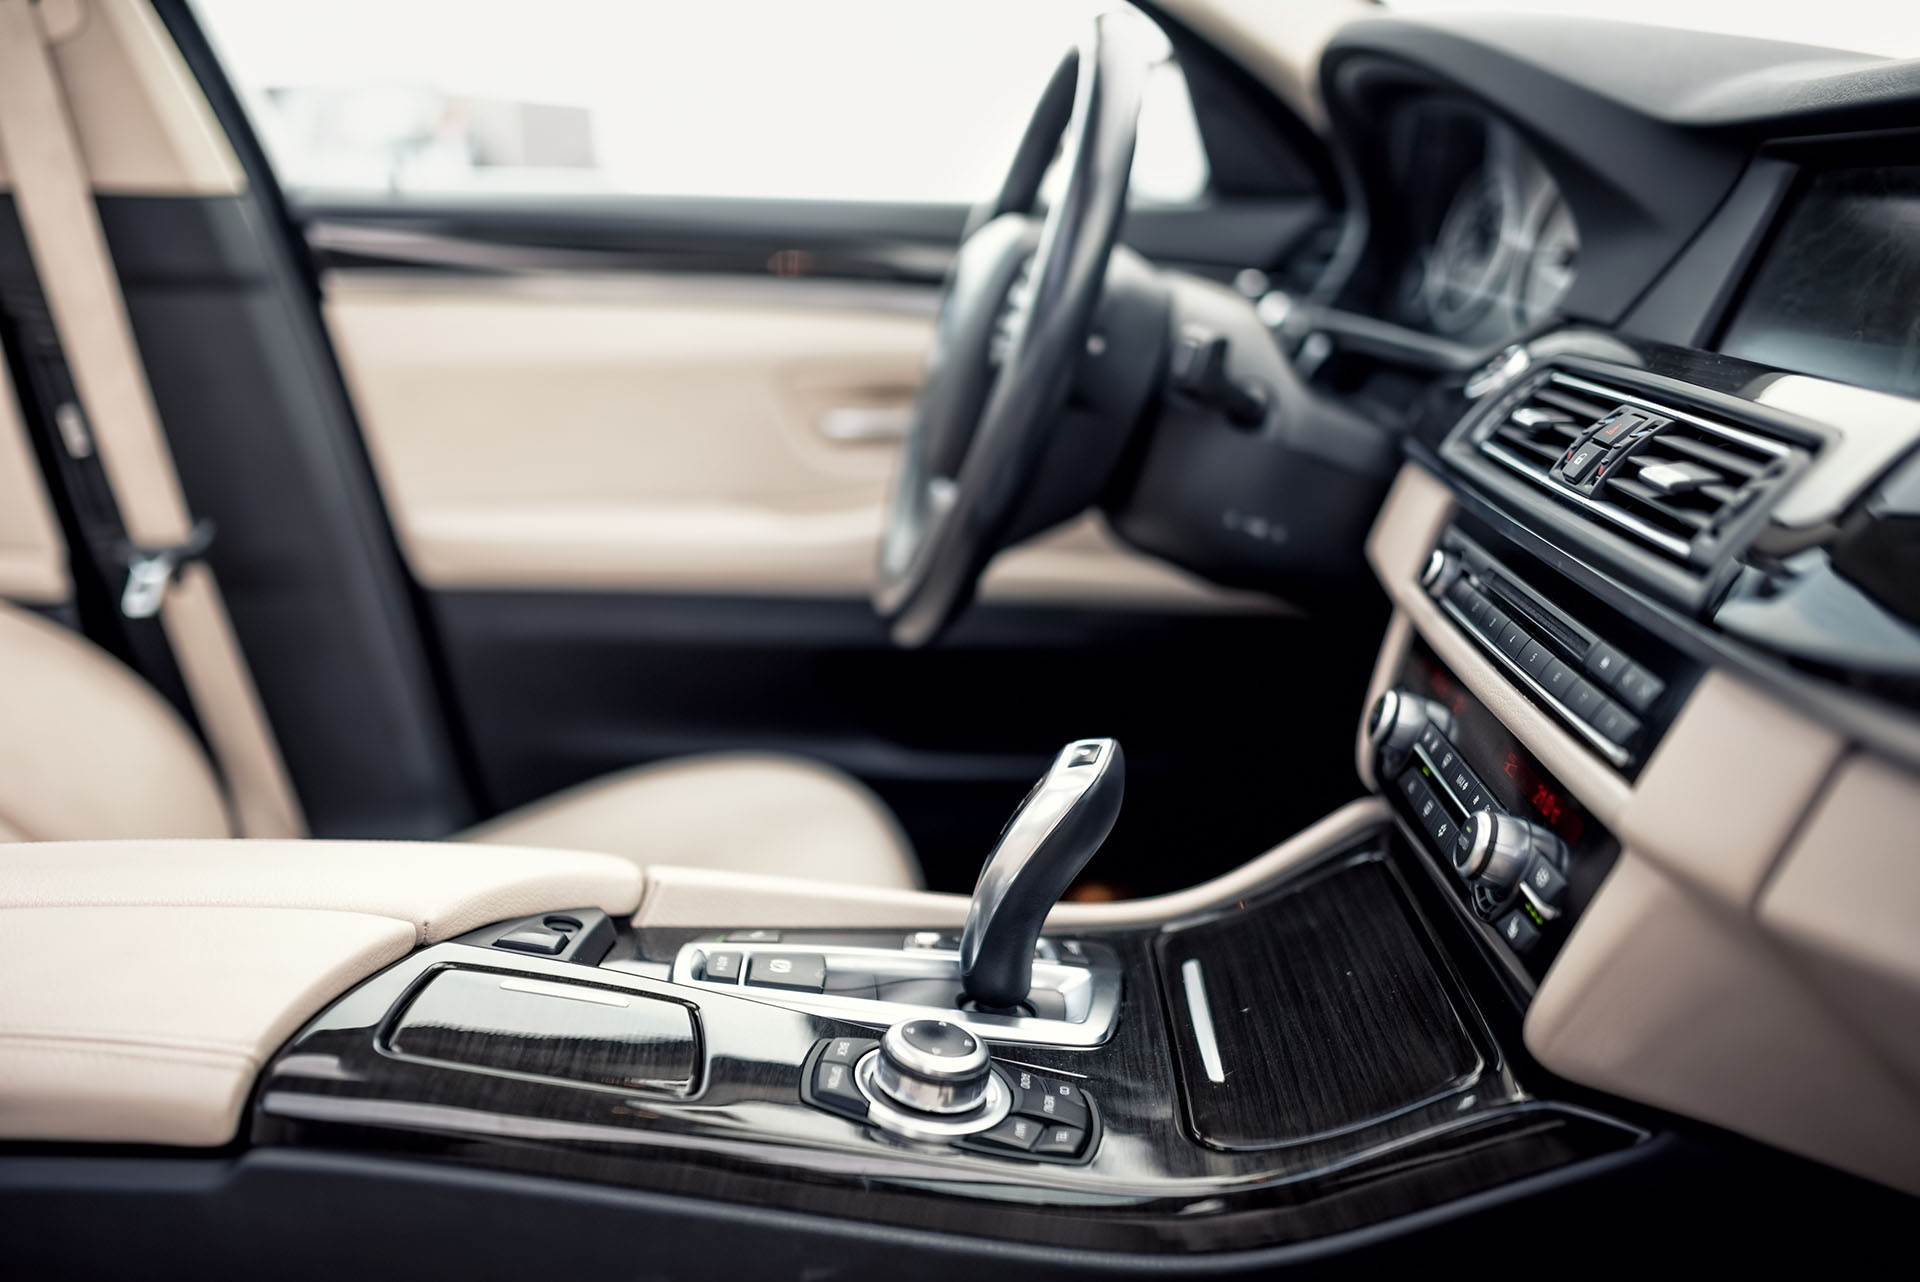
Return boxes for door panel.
[326,270,1271,607]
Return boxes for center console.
[253,776,1642,1258]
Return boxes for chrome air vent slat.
[1477,370,1809,568]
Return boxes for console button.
[1519,640,1553,680]
[1592,699,1641,747]
[701,950,743,982]
[1561,440,1607,483]
[1011,1070,1092,1128]
[972,1114,1043,1153]
[1033,1124,1088,1159]
[1398,769,1428,806]
[747,952,828,992]
[812,1056,869,1117]
[1413,785,1447,836]
[1497,909,1542,953]
[821,1036,878,1066]
[1477,602,1509,642]
[1498,621,1530,659]
[1615,662,1665,714]
[1565,677,1603,722]
[1584,641,1629,687]
[1523,855,1570,907]
[724,929,781,944]
[1433,741,1459,775]
[494,926,567,955]
[1417,724,1445,758]
[1589,412,1642,448]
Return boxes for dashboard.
[1278,8,1920,1203]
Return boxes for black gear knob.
[960,739,1124,1010]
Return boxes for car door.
[175,0,1374,892]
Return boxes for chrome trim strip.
[498,977,631,1007]
[1548,372,1794,460]
[668,941,1122,1048]
[1180,958,1227,1084]
[1436,595,1634,769]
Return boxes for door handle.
[820,405,913,443]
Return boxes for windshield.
[1386,0,1920,59]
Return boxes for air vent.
[1480,371,1805,565]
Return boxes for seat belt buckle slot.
[118,520,216,619]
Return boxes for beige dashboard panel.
[1616,671,1843,907]
[0,0,243,196]
[1528,852,1920,1196]
[325,275,1268,611]
[0,358,69,603]
[1760,754,1920,1090]
[0,838,644,1146]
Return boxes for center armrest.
[0,839,642,1147]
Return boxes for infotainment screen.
[1719,165,1920,400]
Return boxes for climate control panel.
[1371,639,1619,986]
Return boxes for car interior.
[0,0,1916,1275]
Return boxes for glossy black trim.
[298,196,1328,286]
[249,833,1642,1255]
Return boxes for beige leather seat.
[0,601,920,887]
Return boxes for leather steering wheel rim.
[873,12,1155,648]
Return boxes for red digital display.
[1504,750,1585,845]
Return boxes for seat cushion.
[459,752,921,890]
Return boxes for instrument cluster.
[1385,100,1580,346]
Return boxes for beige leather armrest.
[0,839,643,1146]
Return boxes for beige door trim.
[325,272,1279,612]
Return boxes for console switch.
[746,952,828,992]
[812,1057,869,1117]
[1033,1124,1088,1158]
[972,1114,1043,1153]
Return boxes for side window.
[190,0,1210,206]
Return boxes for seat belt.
[0,0,303,837]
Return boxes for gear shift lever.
[960,738,1124,1010]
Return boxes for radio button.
[1615,662,1665,713]
[1498,622,1530,659]
[1585,641,1629,685]
[1540,657,1578,700]
[1592,699,1641,747]
[1519,640,1554,680]
[1565,677,1603,722]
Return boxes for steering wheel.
[873,13,1157,648]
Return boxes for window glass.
[191,0,1210,205]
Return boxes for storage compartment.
[388,968,702,1096]
[1155,853,1482,1149]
